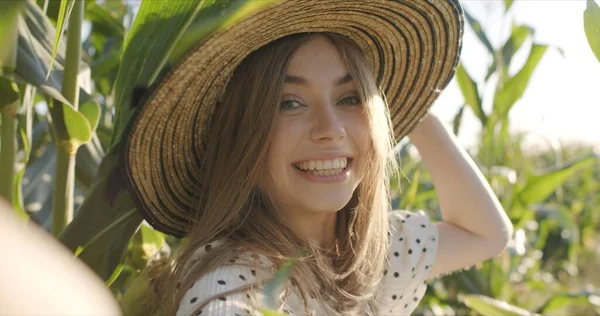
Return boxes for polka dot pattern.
[176,211,438,315]
[377,210,439,314]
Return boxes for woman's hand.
[408,114,514,278]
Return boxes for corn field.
[1,0,599,315]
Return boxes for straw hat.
[122,0,464,237]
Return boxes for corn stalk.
[50,0,84,236]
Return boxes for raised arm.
[407,114,513,278]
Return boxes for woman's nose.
[310,104,347,142]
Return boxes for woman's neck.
[285,209,338,249]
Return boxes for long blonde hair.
[157,33,399,315]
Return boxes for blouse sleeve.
[374,210,439,315]
[176,263,266,316]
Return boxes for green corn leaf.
[61,102,92,146]
[485,24,534,81]
[502,25,534,74]
[584,0,600,62]
[0,1,26,71]
[112,0,278,147]
[464,10,495,54]
[78,98,100,134]
[139,224,166,258]
[170,0,279,64]
[538,291,599,314]
[452,104,466,135]
[16,0,91,107]
[84,1,125,39]
[493,44,548,118]
[519,154,598,206]
[455,64,486,125]
[48,0,75,78]
[105,263,124,287]
[459,294,535,316]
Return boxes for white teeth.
[332,159,340,169]
[306,168,343,177]
[294,157,349,171]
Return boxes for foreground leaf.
[538,291,600,314]
[459,294,534,316]
[263,259,297,310]
[584,0,600,62]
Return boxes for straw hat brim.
[123,0,464,237]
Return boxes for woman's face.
[263,35,369,223]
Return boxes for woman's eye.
[339,96,361,106]
[280,99,303,111]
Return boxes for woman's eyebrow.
[284,73,353,86]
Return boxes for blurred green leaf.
[497,24,534,80]
[519,154,598,206]
[84,1,125,38]
[263,259,297,310]
[584,0,600,62]
[464,10,495,54]
[459,294,534,316]
[456,64,487,126]
[105,263,124,287]
[456,64,486,125]
[538,291,597,314]
[260,309,286,316]
[505,0,515,11]
[452,104,466,135]
[48,0,75,78]
[0,1,26,71]
[494,44,548,118]
[139,224,166,258]
[400,169,421,210]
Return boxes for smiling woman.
[121,1,512,315]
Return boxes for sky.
[431,0,600,151]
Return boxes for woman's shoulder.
[374,210,439,315]
[176,241,275,316]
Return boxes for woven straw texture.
[123,0,464,237]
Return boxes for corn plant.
[392,1,600,315]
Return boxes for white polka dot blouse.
[176,210,438,315]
